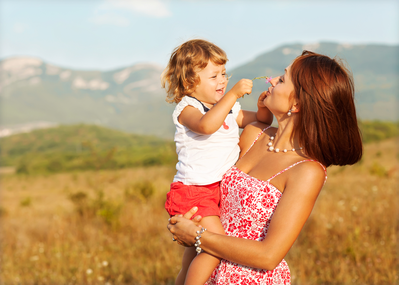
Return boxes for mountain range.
[1,42,398,139]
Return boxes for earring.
[287,109,292,116]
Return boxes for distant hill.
[0,124,176,174]
[1,121,397,174]
[0,58,175,138]
[1,42,398,138]
[230,42,399,122]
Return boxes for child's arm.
[179,79,253,135]
[235,91,273,128]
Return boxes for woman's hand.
[168,207,203,247]
[256,91,273,125]
[257,91,267,109]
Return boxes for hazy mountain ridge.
[1,42,397,138]
[230,42,399,119]
[0,57,175,137]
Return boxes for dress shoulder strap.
[267,159,327,184]
[240,126,271,159]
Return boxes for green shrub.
[46,159,65,172]
[124,180,155,201]
[69,191,89,216]
[359,121,399,143]
[20,197,32,207]
[369,162,388,177]
[135,181,155,199]
[69,190,121,226]
[0,207,8,217]
[16,160,30,174]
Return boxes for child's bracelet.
[194,227,207,254]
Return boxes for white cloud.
[89,0,171,27]
[88,13,130,27]
[100,0,172,18]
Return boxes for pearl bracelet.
[194,227,207,254]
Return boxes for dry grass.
[286,138,398,284]
[0,138,398,284]
[1,166,183,284]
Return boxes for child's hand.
[230,79,253,99]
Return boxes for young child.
[161,39,273,285]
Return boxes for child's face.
[192,60,228,107]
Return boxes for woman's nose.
[269,77,278,87]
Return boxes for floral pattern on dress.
[205,166,291,285]
[205,126,327,285]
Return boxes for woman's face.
[263,65,296,117]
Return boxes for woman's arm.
[179,79,252,135]
[169,162,326,270]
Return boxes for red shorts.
[165,181,221,219]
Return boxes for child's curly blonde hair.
[161,39,228,104]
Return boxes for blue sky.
[1,0,398,71]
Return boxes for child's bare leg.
[184,216,225,285]
[175,247,197,285]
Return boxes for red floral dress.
[206,128,326,285]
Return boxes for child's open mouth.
[216,88,224,95]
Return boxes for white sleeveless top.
[172,96,241,185]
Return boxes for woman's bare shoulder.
[243,121,273,135]
[239,122,273,155]
[286,160,326,195]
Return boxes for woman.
[168,51,363,284]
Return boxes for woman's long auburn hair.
[290,51,363,167]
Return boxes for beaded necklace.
[267,133,303,153]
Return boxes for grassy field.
[0,138,397,284]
